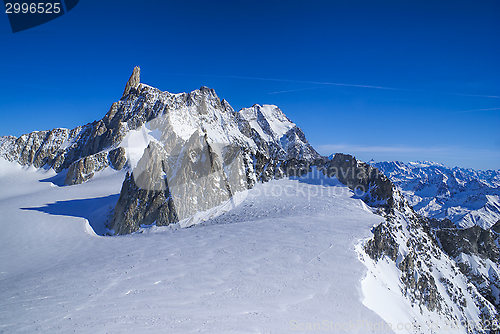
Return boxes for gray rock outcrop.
[122,66,140,98]
[108,147,127,171]
[65,151,109,185]
[108,142,178,235]
[436,226,499,262]
[364,222,399,262]
[313,153,394,211]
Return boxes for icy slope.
[0,158,392,333]
[370,160,500,229]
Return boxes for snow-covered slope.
[370,160,500,229]
[3,156,498,333]
[0,158,394,333]
[359,189,500,333]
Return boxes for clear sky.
[1,0,499,170]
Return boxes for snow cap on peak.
[410,161,446,168]
[122,66,141,98]
[198,86,219,99]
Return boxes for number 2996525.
[5,3,61,14]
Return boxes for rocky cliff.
[321,153,394,210]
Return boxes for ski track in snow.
[0,158,392,333]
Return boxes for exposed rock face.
[0,105,128,181]
[436,226,499,262]
[103,77,321,234]
[399,253,442,313]
[427,217,456,229]
[108,136,319,234]
[491,220,500,234]
[0,67,166,183]
[362,195,451,317]
[65,152,109,185]
[237,104,319,161]
[0,128,68,168]
[434,225,500,310]
[313,153,394,211]
[0,109,133,178]
[108,137,321,234]
[364,222,399,262]
[64,147,127,185]
[122,66,140,98]
[108,147,127,171]
[0,128,69,170]
[108,143,178,235]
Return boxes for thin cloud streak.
[447,93,500,99]
[459,107,500,113]
[269,86,324,94]
[166,72,500,99]
[192,73,411,92]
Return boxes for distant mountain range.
[368,160,500,229]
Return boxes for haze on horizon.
[0,0,498,170]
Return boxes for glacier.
[0,158,393,333]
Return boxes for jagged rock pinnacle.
[122,66,141,98]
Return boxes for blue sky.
[1,0,499,170]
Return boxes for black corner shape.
[4,0,79,33]
[64,0,77,12]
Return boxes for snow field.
[0,159,391,333]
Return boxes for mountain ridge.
[0,69,320,186]
[369,160,500,229]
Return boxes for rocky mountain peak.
[122,66,141,98]
[198,86,217,97]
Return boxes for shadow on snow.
[21,194,120,236]
[39,169,68,187]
